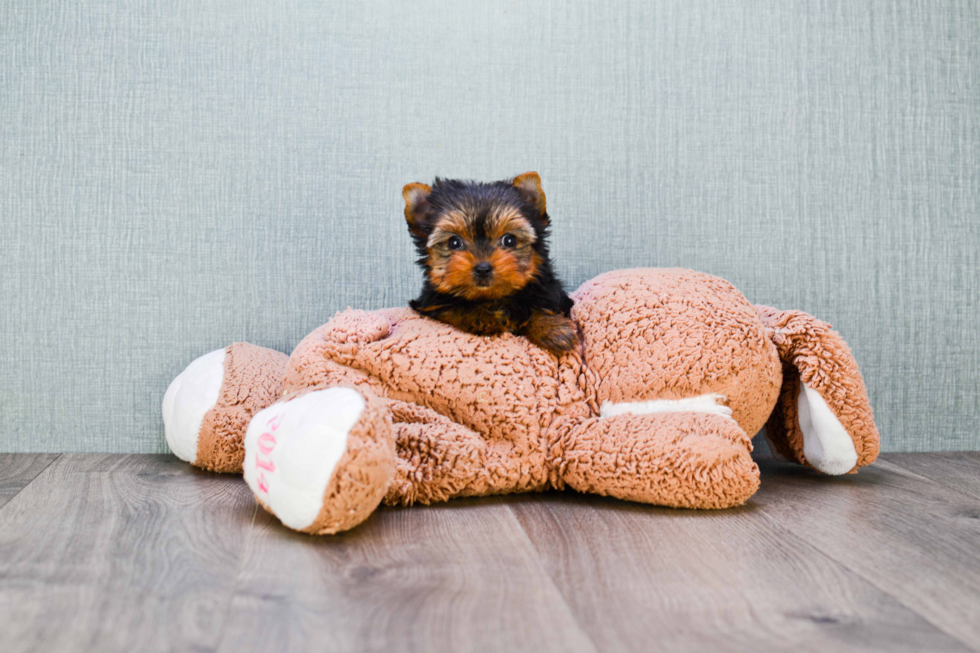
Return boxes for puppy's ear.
[513,172,547,220]
[402,183,433,237]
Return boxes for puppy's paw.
[523,312,580,355]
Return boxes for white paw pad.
[243,388,365,531]
[162,348,227,464]
[798,382,858,475]
[600,393,734,419]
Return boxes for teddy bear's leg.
[381,399,536,505]
[163,343,288,473]
[559,411,760,509]
[242,387,396,535]
[755,305,880,475]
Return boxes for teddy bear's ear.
[512,171,547,221]
[402,183,433,238]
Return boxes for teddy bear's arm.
[383,399,538,505]
[559,410,760,509]
[756,305,880,474]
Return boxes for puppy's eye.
[501,234,517,248]
[447,236,465,250]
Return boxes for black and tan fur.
[403,172,577,354]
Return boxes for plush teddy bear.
[163,268,879,534]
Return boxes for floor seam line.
[753,500,980,653]
[505,501,603,653]
[212,496,260,653]
[878,456,980,503]
[0,453,62,514]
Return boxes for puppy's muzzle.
[473,262,493,284]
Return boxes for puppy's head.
[403,172,550,301]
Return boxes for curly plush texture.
[197,343,288,473]
[559,411,761,508]
[283,307,573,502]
[298,390,396,535]
[571,269,782,437]
[756,306,881,470]
[169,268,880,534]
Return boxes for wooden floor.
[1,453,979,652]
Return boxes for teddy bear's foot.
[163,348,227,464]
[163,343,288,473]
[243,387,395,534]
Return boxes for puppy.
[403,172,578,354]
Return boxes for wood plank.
[510,490,970,653]
[0,454,60,510]
[752,456,980,650]
[0,454,256,653]
[217,497,597,653]
[883,452,980,501]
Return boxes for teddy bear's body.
[164,268,879,534]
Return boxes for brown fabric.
[196,343,288,473]
[560,412,760,508]
[300,390,396,535]
[275,269,787,514]
[281,306,581,502]
[571,269,782,439]
[187,268,880,534]
[756,305,881,471]
[383,398,552,505]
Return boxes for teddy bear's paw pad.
[798,382,858,475]
[600,392,733,419]
[243,388,366,531]
[163,348,227,464]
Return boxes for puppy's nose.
[473,262,493,279]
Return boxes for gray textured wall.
[1,1,978,453]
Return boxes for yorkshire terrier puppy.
[402,172,578,354]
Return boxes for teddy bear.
[162,268,879,535]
